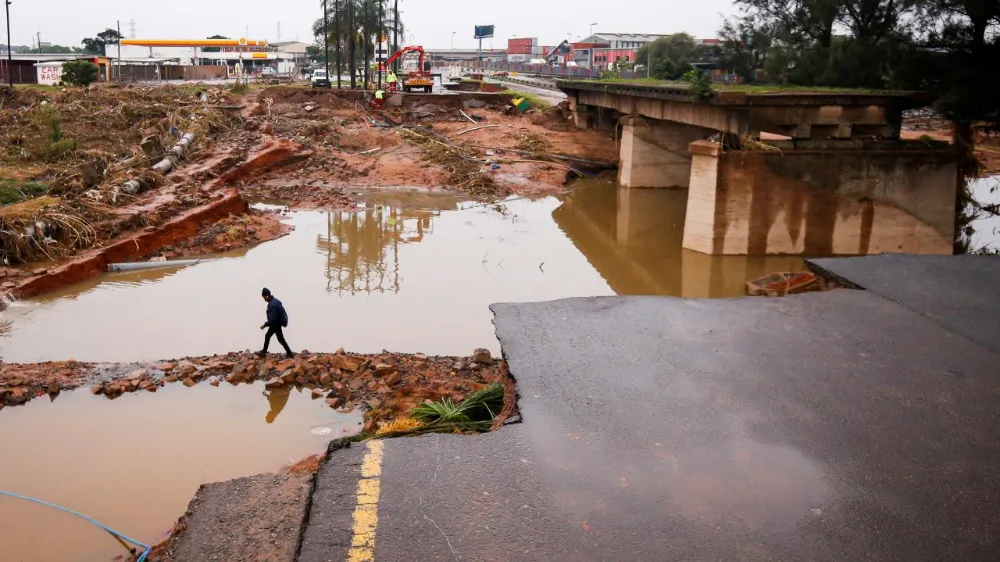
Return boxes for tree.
[202,35,230,53]
[81,38,105,55]
[313,0,403,81]
[718,15,774,81]
[96,28,123,45]
[61,60,99,87]
[635,34,706,80]
[80,28,124,55]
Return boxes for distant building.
[578,33,719,71]
[0,53,107,84]
[106,40,307,70]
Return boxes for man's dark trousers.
[263,325,293,356]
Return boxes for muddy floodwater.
[0,383,360,561]
[0,183,803,363]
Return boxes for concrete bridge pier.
[681,139,958,256]
[618,116,710,189]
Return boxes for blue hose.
[0,490,152,561]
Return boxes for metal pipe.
[119,132,195,196]
[107,258,207,273]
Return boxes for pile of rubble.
[2,349,511,432]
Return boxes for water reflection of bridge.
[316,193,466,295]
[552,182,804,298]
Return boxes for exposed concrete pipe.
[107,258,208,273]
[120,132,197,197]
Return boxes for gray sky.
[5,0,737,49]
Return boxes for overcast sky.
[5,0,738,49]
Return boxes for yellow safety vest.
[375,90,384,100]
[387,72,397,83]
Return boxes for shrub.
[61,61,99,87]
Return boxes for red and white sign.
[37,63,63,85]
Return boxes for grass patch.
[13,84,62,93]
[500,88,552,110]
[569,77,911,95]
[371,382,505,438]
[0,179,48,205]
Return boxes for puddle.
[0,383,361,562]
[0,183,803,363]
[970,175,1000,250]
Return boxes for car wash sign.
[36,62,64,86]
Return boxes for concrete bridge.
[557,81,958,256]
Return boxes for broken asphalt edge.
[289,438,354,561]
[805,259,866,290]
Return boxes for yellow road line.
[347,440,385,562]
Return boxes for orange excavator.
[383,46,434,93]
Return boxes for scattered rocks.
[1,348,511,433]
[227,362,253,384]
[330,355,361,372]
[472,348,493,365]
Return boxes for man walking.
[257,288,293,358]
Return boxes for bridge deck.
[557,79,928,108]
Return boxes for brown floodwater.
[0,183,804,363]
[0,383,361,562]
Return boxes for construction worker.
[374,89,385,110]
[386,69,398,93]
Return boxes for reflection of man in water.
[264,387,291,424]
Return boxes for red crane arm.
[384,46,426,70]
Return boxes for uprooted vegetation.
[0,86,242,266]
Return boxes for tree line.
[633,1,996,128]
[310,0,405,86]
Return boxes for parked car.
[311,69,331,88]
[261,67,276,77]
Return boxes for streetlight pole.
[4,0,13,87]
[323,0,330,80]
[451,31,455,51]
[335,0,342,88]
[589,22,597,70]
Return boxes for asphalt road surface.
[302,257,1000,561]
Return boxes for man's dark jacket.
[265,297,288,328]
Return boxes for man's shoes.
[255,351,267,358]
[286,352,295,359]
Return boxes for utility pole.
[129,19,136,39]
[392,0,398,74]
[377,0,383,90]
[348,0,355,89]
[4,0,13,87]
[116,20,122,81]
[361,0,371,90]
[36,30,41,53]
[589,22,597,70]
[335,0,341,88]
[323,0,330,83]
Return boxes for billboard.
[474,25,494,39]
